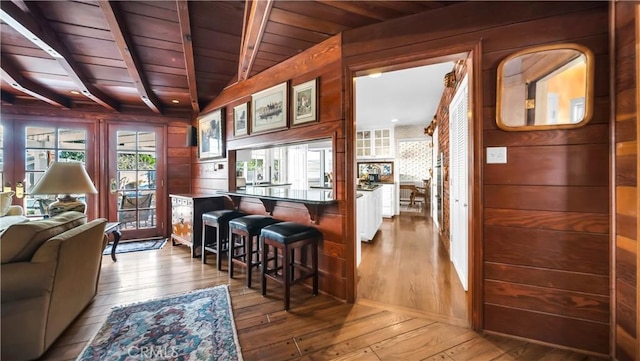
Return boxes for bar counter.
[219,186,337,224]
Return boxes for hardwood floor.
[357,204,468,326]
[39,237,603,361]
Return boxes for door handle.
[3,182,12,193]
[110,178,118,194]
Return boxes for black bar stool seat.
[228,215,280,287]
[202,209,245,269]
[260,222,321,310]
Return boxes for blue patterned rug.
[103,238,167,255]
[77,285,243,360]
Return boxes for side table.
[104,222,122,262]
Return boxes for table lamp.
[30,161,98,217]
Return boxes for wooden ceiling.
[0,0,457,117]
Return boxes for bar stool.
[228,215,280,287]
[202,209,246,269]
[260,222,321,310]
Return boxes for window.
[356,131,372,157]
[25,127,87,216]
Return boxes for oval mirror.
[496,43,594,131]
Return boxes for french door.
[0,119,97,219]
[107,124,165,240]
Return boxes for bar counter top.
[221,186,336,205]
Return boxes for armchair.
[1,216,107,361]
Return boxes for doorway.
[351,54,475,327]
[107,124,166,240]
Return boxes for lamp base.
[48,196,86,217]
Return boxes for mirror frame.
[496,43,595,131]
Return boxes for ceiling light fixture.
[70,90,80,95]
[391,118,399,123]
[171,99,180,104]
[368,72,382,78]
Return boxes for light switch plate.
[486,147,507,164]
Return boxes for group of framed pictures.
[236,79,318,136]
[198,78,318,160]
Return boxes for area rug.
[77,285,243,361]
[103,238,167,255]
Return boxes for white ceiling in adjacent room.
[355,62,455,128]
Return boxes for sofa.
[0,191,28,232]
[0,212,108,361]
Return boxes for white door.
[449,75,469,291]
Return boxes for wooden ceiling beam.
[99,1,162,114]
[238,0,274,81]
[0,0,119,111]
[1,55,71,108]
[1,91,16,105]
[176,0,199,114]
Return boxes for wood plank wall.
[342,1,610,355]
[614,2,639,360]
[197,35,348,299]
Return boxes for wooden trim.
[99,1,162,114]
[344,42,481,328]
[176,0,199,114]
[344,64,356,303]
[0,1,119,111]
[635,4,640,360]
[238,0,274,81]
[469,41,484,332]
[0,55,71,108]
[609,2,618,358]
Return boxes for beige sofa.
[1,212,108,361]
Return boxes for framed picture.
[233,102,249,137]
[251,82,287,133]
[292,78,318,125]
[197,108,225,160]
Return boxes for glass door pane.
[116,130,157,230]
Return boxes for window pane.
[118,152,136,170]
[58,129,86,150]
[26,127,56,148]
[26,150,55,170]
[138,132,156,152]
[58,150,86,164]
[138,153,156,170]
[117,131,136,150]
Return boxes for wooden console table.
[170,194,226,258]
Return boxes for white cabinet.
[357,186,383,242]
[380,183,396,218]
[356,128,393,158]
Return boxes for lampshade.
[31,161,98,195]
[30,162,97,217]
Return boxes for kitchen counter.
[357,184,382,191]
